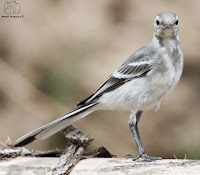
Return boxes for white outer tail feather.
[36,110,94,140]
[14,103,97,146]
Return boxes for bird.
[13,11,183,161]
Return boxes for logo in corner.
[4,1,21,15]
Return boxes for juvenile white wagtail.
[13,11,183,161]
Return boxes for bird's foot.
[125,153,162,161]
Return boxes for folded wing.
[77,57,153,106]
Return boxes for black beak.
[166,23,172,28]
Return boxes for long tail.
[13,102,98,147]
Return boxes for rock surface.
[0,157,200,175]
[71,158,200,175]
[0,157,58,175]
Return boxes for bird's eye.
[156,20,160,25]
[175,20,178,25]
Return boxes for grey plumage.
[13,11,183,161]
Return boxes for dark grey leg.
[126,110,162,161]
[135,111,144,149]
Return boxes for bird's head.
[154,11,179,39]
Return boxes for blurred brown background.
[0,0,200,159]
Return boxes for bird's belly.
[99,76,171,111]
[138,65,182,111]
[138,78,172,111]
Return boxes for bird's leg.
[126,110,162,161]
[135,111,144,149]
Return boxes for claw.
[125,154,140,161]
[125,153,162,161]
